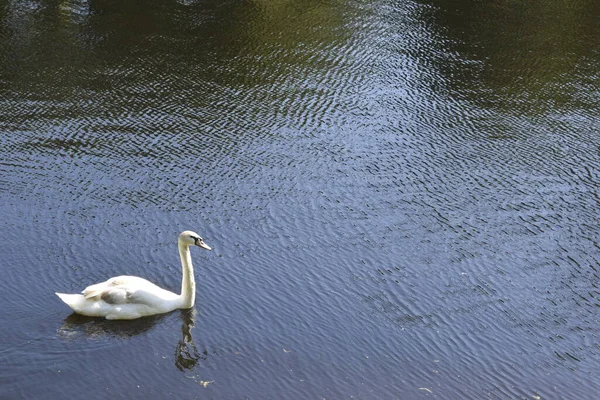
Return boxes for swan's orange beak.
[196,239,211,250]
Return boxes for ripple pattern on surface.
[2,0,600,399]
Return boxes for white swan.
[55,231,211,320]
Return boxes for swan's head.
[179,230,211,250]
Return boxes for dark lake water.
[2,0,600,398]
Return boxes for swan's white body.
[55,231,211,320]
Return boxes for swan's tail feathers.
[55,293,86,311]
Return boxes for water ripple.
[2,0,600,398]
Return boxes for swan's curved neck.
[178,242,195,309]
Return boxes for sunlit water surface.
[1,0,600,398]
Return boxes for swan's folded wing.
[82,281,109,299]
[98,286,158,305]
[82,276,177,306]
[83,276,150,302]
[100,286,131,304]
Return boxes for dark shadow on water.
[175,308,205,371]
[58,312,168,339]
[58,309,204,371]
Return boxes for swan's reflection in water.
[175,308,205,371]
[58,309,204,372]
[58,312,167,339]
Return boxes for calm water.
[1,0,600,398]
